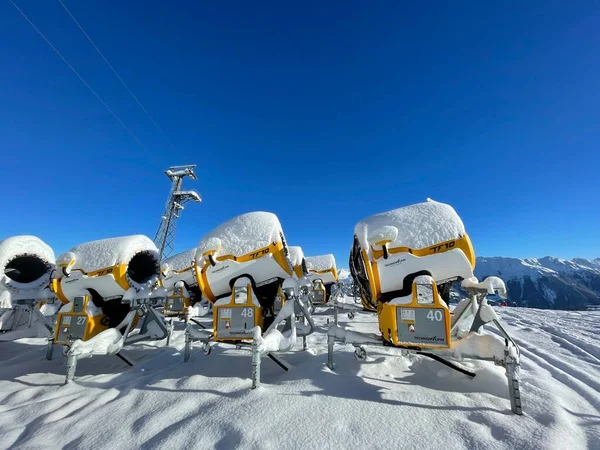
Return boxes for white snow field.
[1,304,599,450]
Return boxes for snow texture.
[1,303,599,449]
[461,276,507,298]
[287,246,305,267]
[68,328,124,358]
[163,248,196,272]
[452,332,506,361]
[61,235,158,273]
[196,212,284,258]
[305,254,336,272]
[355,200,466,256]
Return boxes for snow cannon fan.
[305,254,339,303]
[211,276,263,341]
[161,248,200,318]
[50,235,170,382]
[328,200,523,415]
[0,235,59,340]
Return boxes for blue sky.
[1,1,599,266]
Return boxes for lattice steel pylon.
[154,165,201,260]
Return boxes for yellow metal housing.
[213,283,264,342]
[378,279,451,350]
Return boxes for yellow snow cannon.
[161,248,202,318]
[50,235,169,382]
[192,212,293,329]
[0,235,59,341]
[305,254,338,304]
[328,199,523,415]
[184,212,315,385]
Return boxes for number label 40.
[426,310,443,322]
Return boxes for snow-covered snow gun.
[183,212,316,387]
[0,236,61,341]
[329,200,523,415]
[305,254,339,305]
[48,235,170,383]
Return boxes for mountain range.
[337,257,600,310]
[475,256,600,310]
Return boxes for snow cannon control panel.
[164,282,191,316]
[310,279,327,305]
[213,278,263,341]
[379,276,451,350]
[54,295,109,345]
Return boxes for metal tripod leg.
[65,353,78,384]
[252,336,261,389]
[504,343,523,415]
[184,327,191,363]
[327,331,335,370]
[45,338,54,360]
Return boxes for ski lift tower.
[154,165,201,260]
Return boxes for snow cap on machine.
[0,235,55,292]
[58,235,160,289]
[288,246,305,267]
[161,248,196,275]
[355,199,466,257]
[305,254,337,272]
[195,212,285,261]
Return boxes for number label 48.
[241,308,254,318]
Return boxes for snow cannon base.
[53,295,118,346]
[184,277,316,389]
[163,291,191,318]
[310,279,327,305]
[378,278,451,350]
[0,299,59,341]
[213,281,265,341]
[326,276,523,415]
[50,288,170,383]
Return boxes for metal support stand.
[327,331,335,370]
[45,338,54,361]
[166,318,174,346]
[251,335,261,389]
[65,354,77,384]
[504,341,523,415]
[183,329,192,363]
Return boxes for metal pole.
[65,353,77,384]
[251,335,261,389]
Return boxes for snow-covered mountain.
[338,256,600,310]
[475,257,600,310]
